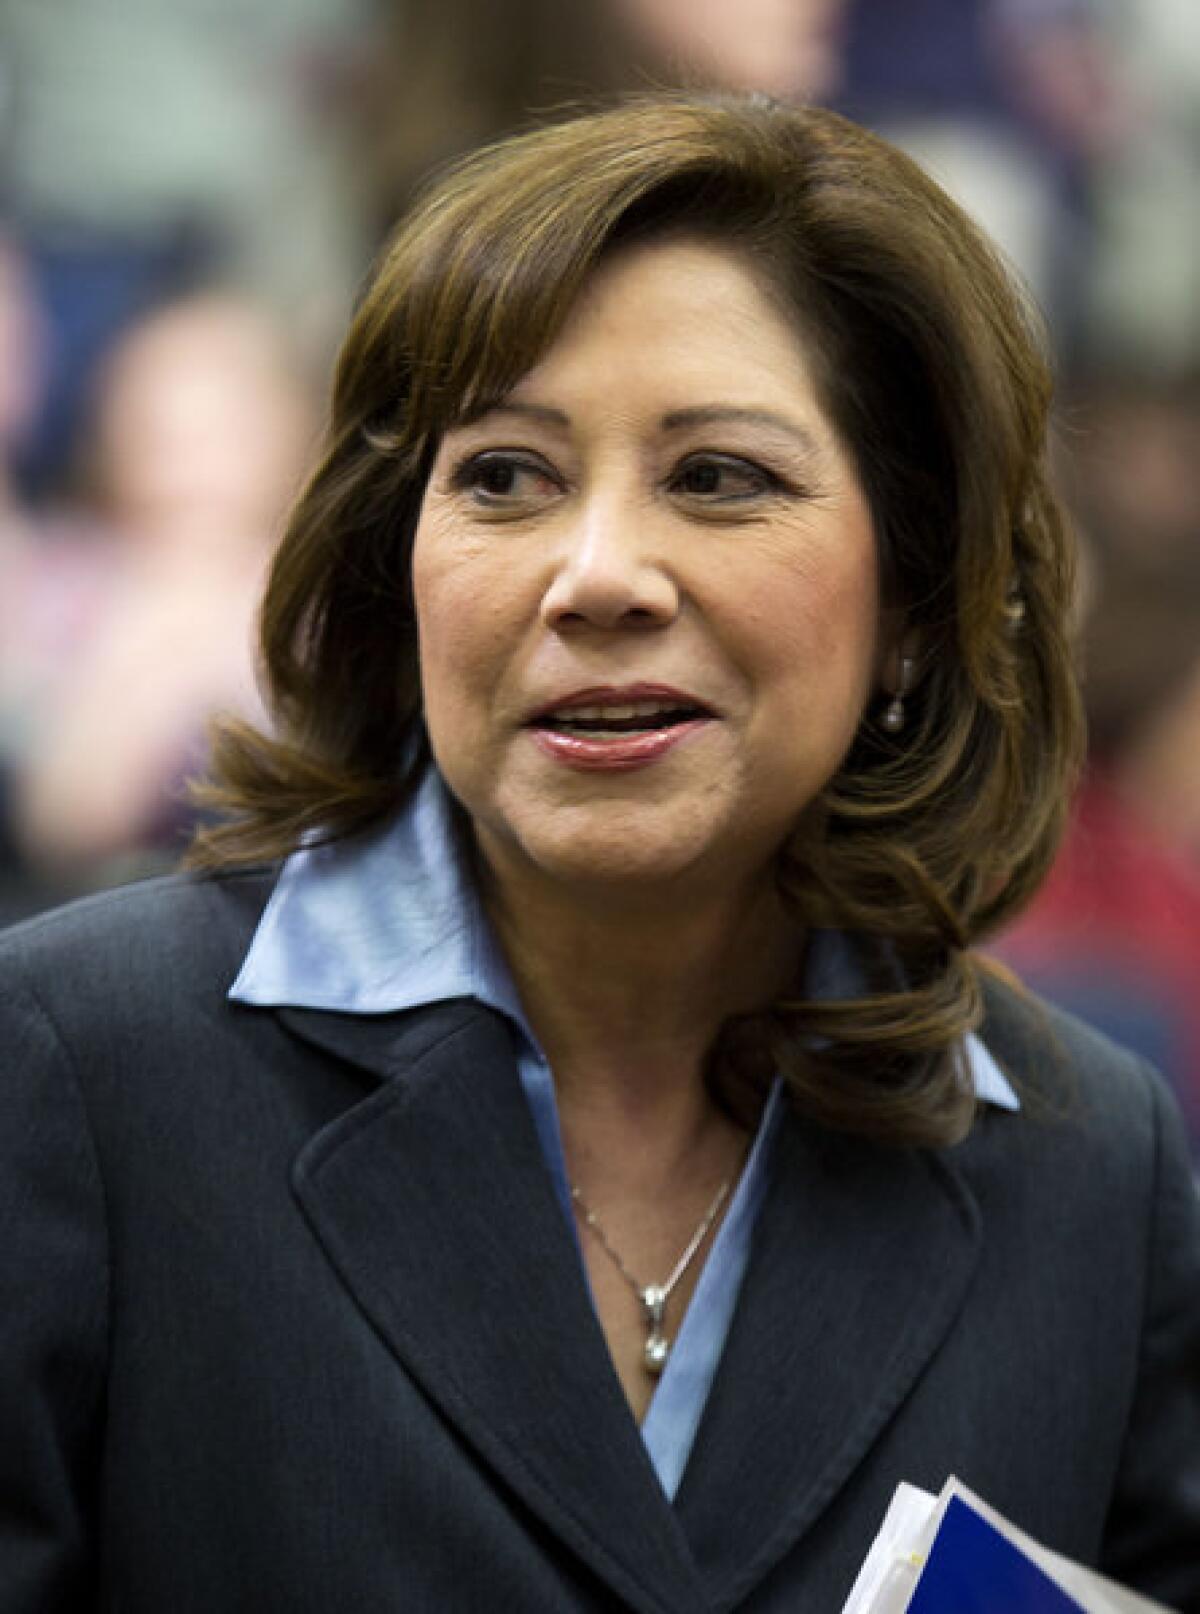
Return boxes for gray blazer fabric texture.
[1,867,1198,1613]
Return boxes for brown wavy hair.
[191,94,1082,1147]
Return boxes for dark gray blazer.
[2,869,1198,1613]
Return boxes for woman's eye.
[452,452,559,505]
[671,455,779,501]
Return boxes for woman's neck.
[478,846,799,1136]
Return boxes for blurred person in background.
[604,0,848,101]
[3,291,315,909]
[0,236,39,883]
[0,235,45,539]
[1,0,376,497]
[1085,0,1200,375]
[0,233,46,618]
[994,371,1200,1160]
[833,0,1126,362]
[0,229,95,920]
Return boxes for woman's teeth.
[544,701,699,732]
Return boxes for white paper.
[840,1483,937,1614]
[843,1477,1181,1614]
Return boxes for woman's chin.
[474,801,762,906]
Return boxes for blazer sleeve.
[1100,1066,1200,1611]
[0,964,108,1612]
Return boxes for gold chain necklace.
[570,1179,732,1376]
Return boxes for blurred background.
[0,0,1197,1155]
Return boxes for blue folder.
[907,1496,1084,1613]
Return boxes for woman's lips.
[528,716,712,771]
[525,687,715,771]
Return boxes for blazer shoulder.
[977,979,1200,1607]
[976,965,1191,1177]
[0,867,277,1012]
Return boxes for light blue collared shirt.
[231,766,1018,1498]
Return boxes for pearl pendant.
[643,1332,670,1375]
[640,1285,670,1376]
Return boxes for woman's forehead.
[448,237,826,431]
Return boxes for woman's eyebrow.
[660,405,822,455]
[453,401,822,448]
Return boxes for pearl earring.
[881,655,915,733]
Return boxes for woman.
[1,96,1196,1612]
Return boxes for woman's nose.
[539,500,679,631]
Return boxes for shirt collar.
[230,764,529,1031]
[230,766,1019,1112]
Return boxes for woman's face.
[412,238,883,900]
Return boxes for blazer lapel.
[673,1114,982,1610]
[283,1001,707,1614]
